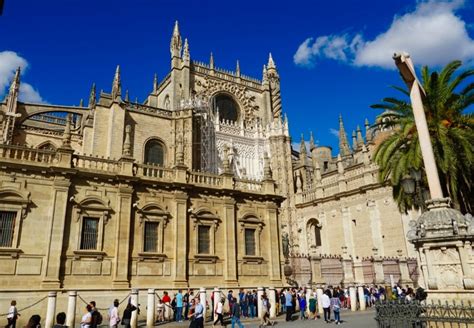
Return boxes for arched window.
[144,140,165,166]
[37,142,57,151]
[307,219,322,249]
[213,93,239,122]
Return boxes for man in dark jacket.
[231,297,244,328]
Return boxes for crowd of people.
[3,284,426,328]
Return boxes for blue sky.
[1,0,473,152]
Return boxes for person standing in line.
[156,300,165,323]
[230,297,244,328]
[53,312,68,328]
[285,288,293,322]
[247,291,255,319]
[5,300,19,328]
[176,290,184,322]
[322,290,331,323]
[81,305,93,328]
[183,290,190,321]
[298,295,307,320]
[25,315,41,328]
[259,294,274,327]
[189,297,204,328]
[308,295,317,320]
[108,300,120,328]
[121,303,136,328]
[279,289,286,314]
[331,291,342,325]
[212,298,225,327]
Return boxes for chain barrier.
[0,296,48,317]
[154,292,174,310]
[77,293,130,311]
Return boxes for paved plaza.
[158,309,377,328]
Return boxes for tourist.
[213,297,225,327]
[25,315,41,328]
[308,294,317,320]
[156,299,165,323]
[5,300,19,328]
[260,294,273,327]
[279,289,286,314]
[121,303,137,328]
[189,297,204,328]
[89,301,102,328]
[230,297,244,328]
[322,290,331,323]
[247,291,255,318]
[81,305,93,328]
[162,291,171,321]
[285,288,293,321]
[298,295,307,320]
[274,290,280,315]
[331,291,342,325]
[176,289,184,322]
[228,290,234,303]
[53,312,67,328]
[239,289,247,318]
[108,299,120,328]
[252,290,258,317]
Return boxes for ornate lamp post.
[394,53,474,297]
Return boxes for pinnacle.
[267,53,276,69]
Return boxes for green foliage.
[372,60,474,213]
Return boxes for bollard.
[146,289,155,328]
[268,287,276,319]
[316,287,324,314]
[357,286,366,311]
[199,288,207,320]
[66,291,77,328]
[349,286,357,312]
[131,289,139,328]
[305,285,312,317]
[257,287,264,319]
[213,287,220,322]
[45,292,57,328]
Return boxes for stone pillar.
[268,287,276,319]
[130,289,139,328]
[146,289,155,328]
[305,286,312,316]
[349,286,357,312]
[373,249,385,285]
[45,292,57,328]
[199,288,207,320]
[353,258,364,285]
[397,250,413,286]
[172,192,188,287]
[310,255,324,286]
[213,287,220,322]
[357,286,366,311]
[42,178,71,288]
[341,246,355,286]
[66,291,77,328]
[223,198,238,286]
[458,242,474,289]
[257,287,264,319]
[266,202,282,283]
[112,184,133,287]
[316,287,324,314]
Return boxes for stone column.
[459,242,474,289]
[42,178,70,288]
[223,198,238,286]
[112,184,133,287]
[316,286,324,314]
[353,258,364,285]
[45,292,57,328]
[266,202,282,283]
[423,246,438,290]
[305,286,312,316]
[130,289,139,328]
[310,255,324,286]
[373,248,385,285]
[397,250,413,286]
[200,288,207,320]
[146,289,155,328]
[66,291,77,328]
[341,246,355,286]
[268,287,276,318]
[172,192,188,287]
[257,287,264,319]
[357,286,366,311]
[213,287,220,322]
[349,286,357,312]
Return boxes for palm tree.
[372,60,474,213]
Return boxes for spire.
[299,134,307,166]
[338,114,351,157]
[170,20,182,58]
[263,152,272,180]
[125,90,129,102]
[210,52,214,70]
[235,60,240,77]
[262,64,268,85]
[183,38,190,64]
[122,125,132,157]
[111,65,121,99]
[337,153,344,174]
[267,53,276,70]
[356,125,364,148]
[88,83,96,108]
[352,130,357,151]
[5,67,20,111]
[62,114,72,149]
[309,131,316,151]
[79,99,84,107]
[365,118,372,143]
[153,73,158,92]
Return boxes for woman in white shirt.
[81,305,93,328]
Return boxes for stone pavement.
[153,309,377,327]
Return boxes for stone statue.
[282,232,290,258]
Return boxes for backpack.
[92,311,103,326]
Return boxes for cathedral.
[0,22,418,298]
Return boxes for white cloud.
[292,140,311,152]
[329,128,339,138]
[294,0,474,69]
[0,51,46,103]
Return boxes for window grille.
[144,222,159,252]
[245,228,256,256]
[197,225,210,254]
[0,211,16,247]
[315,226,322,247]
[145,140,164,165]
[80,217,99,250]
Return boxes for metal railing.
[375,300,474,328]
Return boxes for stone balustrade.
[72,154,120,172]
[136,163,174,181]
[187,170,223,187]
[235,178,263,192]
[0,143,57,164]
